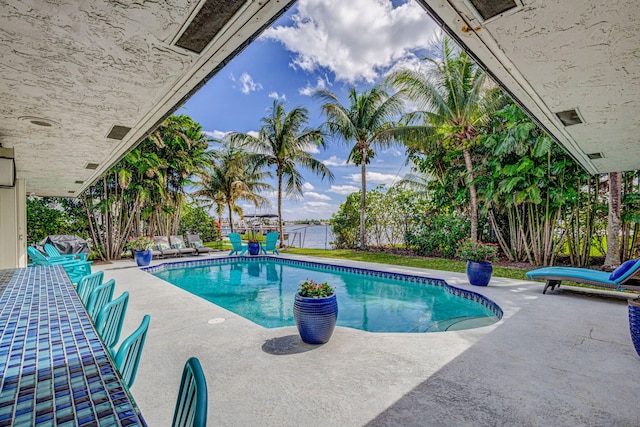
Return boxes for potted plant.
[293,279,338,344]
[126,236,154,266]
[244,230,262,256]
[629,296,640,357]
[456,238,498,286]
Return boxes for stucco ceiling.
[418,0,640,174]
[0,0,294,197]
[1,0,637,198]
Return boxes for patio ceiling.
[418,0,640,174]
[2,1,637,199]
[0,0,294,197]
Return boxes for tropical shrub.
[406,213,470,258]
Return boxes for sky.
[181,0,440,220]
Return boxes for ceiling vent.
[85,163,99,170]
[174,0,245,53]
[74,180,84,184]
[586,152,603,160]
[106,125,131,140]
[465,0,519,22]
[68,191,75,194]
[555,109,584,126]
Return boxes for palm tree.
[316,86,405,248]
[193,138,272,232]
[390,37,490,242]
[230,101,334,243]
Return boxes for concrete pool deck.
[98,253,640,426]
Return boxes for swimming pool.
[144,257,502,332]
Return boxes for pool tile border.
[142,256,503,320]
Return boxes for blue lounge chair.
[228,233,247,256]
[44,243,88,261]
[261,232,280,255]
[526,259,640,294]
[27,246,92,283]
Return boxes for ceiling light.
[0,145,16,188]
[18,116,59,127]
[555,109,584,126]
[174,0,245,53]
[85,163,99,170]
[106,125,131,140]
[465,0,518,21]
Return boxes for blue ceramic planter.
[466,261,493,286]
[629,299,640,357]
[294,293,338,344]
[248,242,261,256]
[134,249,152,267]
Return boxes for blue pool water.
[146,257,502,332]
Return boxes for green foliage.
[27,197,89,245]
[178,202,220,242]
[330,192,361,249]
[298,279,334,298]
[406,213,470,258]
[125,236,154,251]
[455,238,498,262]
[242,230,264,243]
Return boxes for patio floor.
[98,253,640,426]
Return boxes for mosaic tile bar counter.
[0,266,146,426]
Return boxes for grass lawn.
[283,248,530,281]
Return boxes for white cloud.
[323,155,348,167]
[299,76,327,96]
[349,171,399,184]
[306,201,331,207]
[327,185,359,195]
[268,91,287,101]
[233,72,263,94]
[263,0,438,83]
[304,191,331,201]
[204,130,229,140]
[247,130,259,138]
[302,142,320,154]
[302,182,315,191]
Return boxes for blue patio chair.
[228,233,247,256]
[172,357,208,427]
[115,314,151,388]
[96,291,129,356]
[527,259,640,294]
[76,271,105,306]
[44,243,88,261]
[86,279,115,321]
[261,232,280,255]
[27,246,92,283]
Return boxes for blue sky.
[182,0,439,220]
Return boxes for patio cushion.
[158,243,170,250]
[610,259,638,281]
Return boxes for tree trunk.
[278,170,284,248]
[463,149,478,242]
[227,202,234,233]
[360,150,367,249]
[604,171,622,268]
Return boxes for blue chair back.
[115,314,151,388]
[172,357,208,427]
[44,243,88,261]
[86,279,115,321]
[77,271,105,306]
[228,233,247,256]
[96,291,129,356]
[27,246,49,266]
[262,232,280,254]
